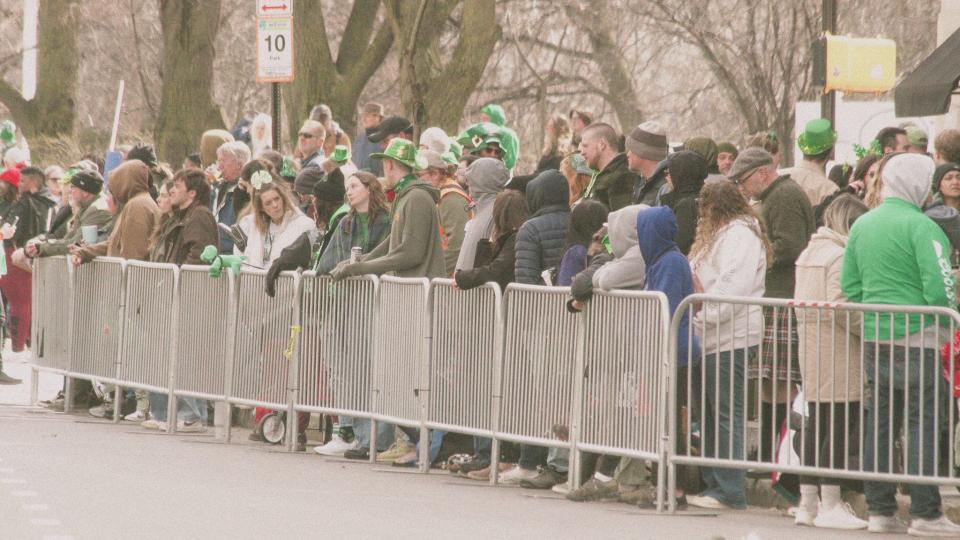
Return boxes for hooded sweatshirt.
[660,151,706,254]
[592,204,648,291]
[635,207,699,365]
[842,153,956,342]
[480,104,520,171]
[457,158,508,271]
[515,169,570,284]
[76,160,158,262]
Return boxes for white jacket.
[690,217,767,354]
[239,210,316,269]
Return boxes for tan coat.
[793,226,861,402]
[77,160,159,262]
[782,159,838,208]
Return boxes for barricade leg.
[29,367,38,405]
[64,376,74,413]
[166,391,178,433]
[489,438,501,486]
[368,420,377,463]
[112,389,123,424]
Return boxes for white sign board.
[256,17,294,83]
[256,0,291,17]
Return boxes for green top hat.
[330,145,351,163]
[797,118,837,156]
[370,138,426,170]
[456,122,500,150]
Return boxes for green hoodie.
[342,178,446,279]
[841,197,957,340]
[481,104,520,171]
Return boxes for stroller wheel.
[260,412,286,444]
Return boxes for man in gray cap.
[624,121,669,206]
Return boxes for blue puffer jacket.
[515,170,570,284]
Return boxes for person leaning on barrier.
[686,181,771,510]
[155,169,218,266]
[792,194,869,530]
[455,157,508,272]
[71,159,159,266]
[840,152,960,536]
[25,169,111,258]
[512,169,570,287]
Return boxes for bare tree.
[155,0,226,165]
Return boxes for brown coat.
[154,200,219,265]
[793,226,861,402]
[77,160,159,262]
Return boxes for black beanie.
[933,162,960,193]
[70,170,104,195]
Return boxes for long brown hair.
[688,181,772,264]
[560,155,591,206]
[347,171,388,224]
[251,172,298,234]
[490,190,528,242]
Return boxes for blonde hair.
[822,194,868,235]
[251,173,298,234]
[689,181,773,264]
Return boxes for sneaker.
[566,477,619,502]
[39,391,65,406]
[178,420,207,433]
[458,455,491,476]
[794,505,817,526]
[0,370,21,385]
[908,515,960,537]
[618,485,656,505]
[392,450,418,467]
[141,419,161,430]
[376,440,413,463]
[447,453,474,474]
[343,448,371,460]
[687,494,731,509]
[466,462,513,481]
[552,482,571,495]
[88,402,113,418]
[314,434,360,457]
[124,410,148,422]
[520,467,566,490]
[867,515,909,534]
[813,503,866,530]
[499,465,539,485]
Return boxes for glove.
[264,233,314,297]
[329,260,355,281]
[265,260,283,297]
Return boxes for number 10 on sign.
[257,18,294,83]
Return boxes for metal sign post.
[256,0,294,151]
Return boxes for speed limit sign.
[256,17,294,83]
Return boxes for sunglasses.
[298,132,316,139]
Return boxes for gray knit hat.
[625,121,669,161]
[727,147,774,183]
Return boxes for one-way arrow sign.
[257,0,291,17]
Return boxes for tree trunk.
[386,0,500,136]
[0,0,78,140]
[284,0,393,144]
[155,0,225,166]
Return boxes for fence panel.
[174,265,236,400]
[296,273,378,415]
[578,290,669,461]
[668,293,960,513]
[427,279,501,436]
[30,256,72,371]
[371,276,430,427]
[229,268,299,409]
[497,284,579,448]
[117,261,178,391]
[69,258,125,380]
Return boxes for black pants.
[796,401,861,487]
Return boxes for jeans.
[862,344,944,519]
[149,392,208,423]
[519,444,546,471]
[699,347,750,509]
[350,417,395,452]
[399,426,446,464]
[547,447,569,473]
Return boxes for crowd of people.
[4,104,960,536]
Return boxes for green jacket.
[344,177,446,279]
[841,197,957,340]
[757,175,814,298]
[37,200,113,257]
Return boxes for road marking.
[22,503,49,511]
[1,478,27,484]
[30,517,61,526]
[11,489,38,497]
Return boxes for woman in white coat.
[239,168,316,269]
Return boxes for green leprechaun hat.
[797,118,837,156]
[370,138,427,170]
[330,145,351,163]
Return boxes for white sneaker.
[88,402,113,418]
[124,410,148,422]
[498,465,538,485]
[551,482,571,495]
[814,503,867,530]
[908,515,960,537]
[687,494,730,509]
[141,419,161,430]
[794,505,817,526]
[178,420,207,433]
[868,515,909,534]
[313,434,359,457]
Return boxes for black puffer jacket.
[660,151,707,255]
[514,170,570,284]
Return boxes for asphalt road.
[0,358,884,540]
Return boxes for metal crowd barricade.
[67,257,126,386]
[228,268,300,438]
[295,273,378,442]
[371,275,431,471]
[30,255,72,373]
[426,279,503,478]
[117,261,178,395]
[577,289,671,507]
[496,284,580,479]
[667,293,960,513]
[172,265,237,404]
